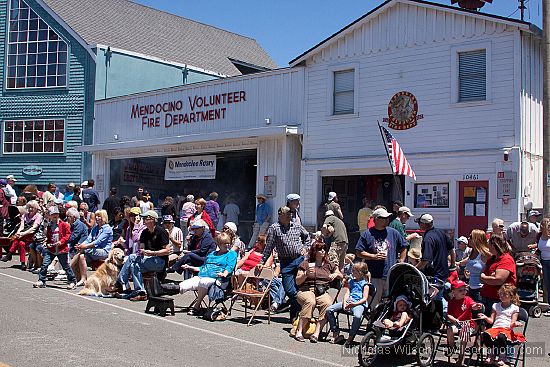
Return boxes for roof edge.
[35,0,96,61]
[289,0,532,66]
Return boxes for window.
[414,183,449,208]
[3,119,64,154]
[6,0,68,89]
[458,50,486,102]
[333,69,354,115]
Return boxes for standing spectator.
[41,183,57,207]
[79,202,95,231]
[180,194,196,250]
[119,196,131,210]
[163,215,183,265]
[118,210,170,301]
[326,192,344,220]
[480,235,517,313]
[357,197,373,233]
[490,218,506,238]
[248,193,272,249]
[0,180,11,233]
[33,206,76,289]
[286,193,302,225]
[455,236,472,279]
[415,214,455,280]
[5,175,18,205]
[506,220,537,256]
[63,182,75,203]
[21,185,39,202]
[131,186,144,208]
[533,218,550,310]
[102,187,120,222]
[528,210,541,230]
[465,229,490,302]
[258,206,311,322]
[205,192,221,229]
[82,179,101,213]
[223,197,240,225]
[389,200,403,223]
[72,185,82,207]
[355,208,407,307]
[188,198,216,238]
[139,192,154,214]
[389,206,419,243]
[161,196,177,220]
[322,210,348,269]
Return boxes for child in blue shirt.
[326,262,371,346]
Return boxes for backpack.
[202,305,226,322]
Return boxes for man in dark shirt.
[117,210,170,301]
[82,179,101,213]
[167,219,216,275]
[102,187,120,222]
[415,213,455,281]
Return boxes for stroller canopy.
[385,263,431,306]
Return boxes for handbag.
[314,283,329,296]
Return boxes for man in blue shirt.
[82,179,101,213]
[415,213,455,281]
[65,208,89,257]
[356,208,407,307]
[247,193,271,249]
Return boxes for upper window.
[3,119,65,154]
[458,50,486,102]
[333,69,354,115]
[6,0,68,89]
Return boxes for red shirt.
[480,253,517,300]
[45,220,71,254]
[448,296,476,321]
[241,250,262,271]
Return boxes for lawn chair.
[332,281,377,332]
[228,267,274,326]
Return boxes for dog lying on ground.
[78,248,125,296]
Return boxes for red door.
[458,181,489,237]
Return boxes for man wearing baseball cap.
[326,192,343,220]
[415,213,455,281]
[528,210,541,229]
[118,210,170,301]
[286,193,302,225]
[248,193,271,249]
[167,219,216,275]
[5,175,17,205]
[389,206,420,244]
[506,219,538,255]
[356,208,407,307]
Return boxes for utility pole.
[544,0,550,217]
[519,0,526,21]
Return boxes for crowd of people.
[1,178,549,366]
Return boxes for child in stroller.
[515,252,547,317]
[376,295,412,331]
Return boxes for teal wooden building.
[0,0,276,190]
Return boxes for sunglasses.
[498,225,505,228]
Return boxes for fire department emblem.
[383,91,423,130]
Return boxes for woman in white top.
[139,192,154,214]
[534,218,550,313]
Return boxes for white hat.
[415,213,434,224]
[372,208,392,219]
[190,219,207,229]
[186,194,195,201]
[394,295,412,310]
[81,180,88,187]
[49,206,59,215]
[286,193,300,201]
[223,222,237,233]
[140,210,158,219]
[456,236,469,244]
[6,175,17,181]
[324,210,334,217]
[328,192,337,201]
[398,206,414,217]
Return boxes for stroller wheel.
[529,305,542,318]
[416,333,435,367]
[358,331,378,367]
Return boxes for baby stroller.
[358,263,445,367]
[1,205,21,238]
[515,252,549,318]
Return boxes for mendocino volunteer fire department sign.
[383,91,423,130]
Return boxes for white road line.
[0,272,347,367]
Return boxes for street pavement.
[0,264,549,367]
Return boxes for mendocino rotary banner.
[165,155,217,180]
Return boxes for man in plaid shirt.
[258,205,310,321]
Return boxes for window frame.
[451,42,492,106]
[2,118,66,155]
[414,182,450,209]
[4,0,70,91]
[327,63,359,118]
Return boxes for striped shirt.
[261,222,310,263]
[167,226,184,253]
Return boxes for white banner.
[164,155,217,180]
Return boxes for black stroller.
[1,205,21,238]
[358,263,445,367]
[515,252,549,318]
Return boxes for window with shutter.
[458,50,486,102]
[333,70,354,115]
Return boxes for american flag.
[458,321,472,342]
[380,125,416,180]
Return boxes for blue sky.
[134,0,542,67]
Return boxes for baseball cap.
[325,210,334,217]
[223,222,237,233]
[186,194,195,201]
[6,175,17,181]
[451,280,468,289]
[456,236,469,245]
[67,182,75,188]
[81,180,88,187]
[372,208,392,219]
[190,219,207,229]
[162,215,175,223]
[328,192,337,201]
[415,213,434,224]
[278,205,291,215]
[49,206,59,215]
[129,207,141,216]
[528,210,541,217]
[140,210,158,219]
[286,193,300,201]
[398,206,414,217]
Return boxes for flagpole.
[377,120,404,203]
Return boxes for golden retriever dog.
[78,248,125,296]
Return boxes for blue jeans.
[170,252,205,274]
[39,251,76,283]
[541,259,550,303]
[29,242,44,255]
[118,254,166,292]
[84,248,109,262]
[280,255,304,320]
[326,302,366,338]
[261,277,286,305]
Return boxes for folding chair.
[228,267,274,326]
[333,282,377,332]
